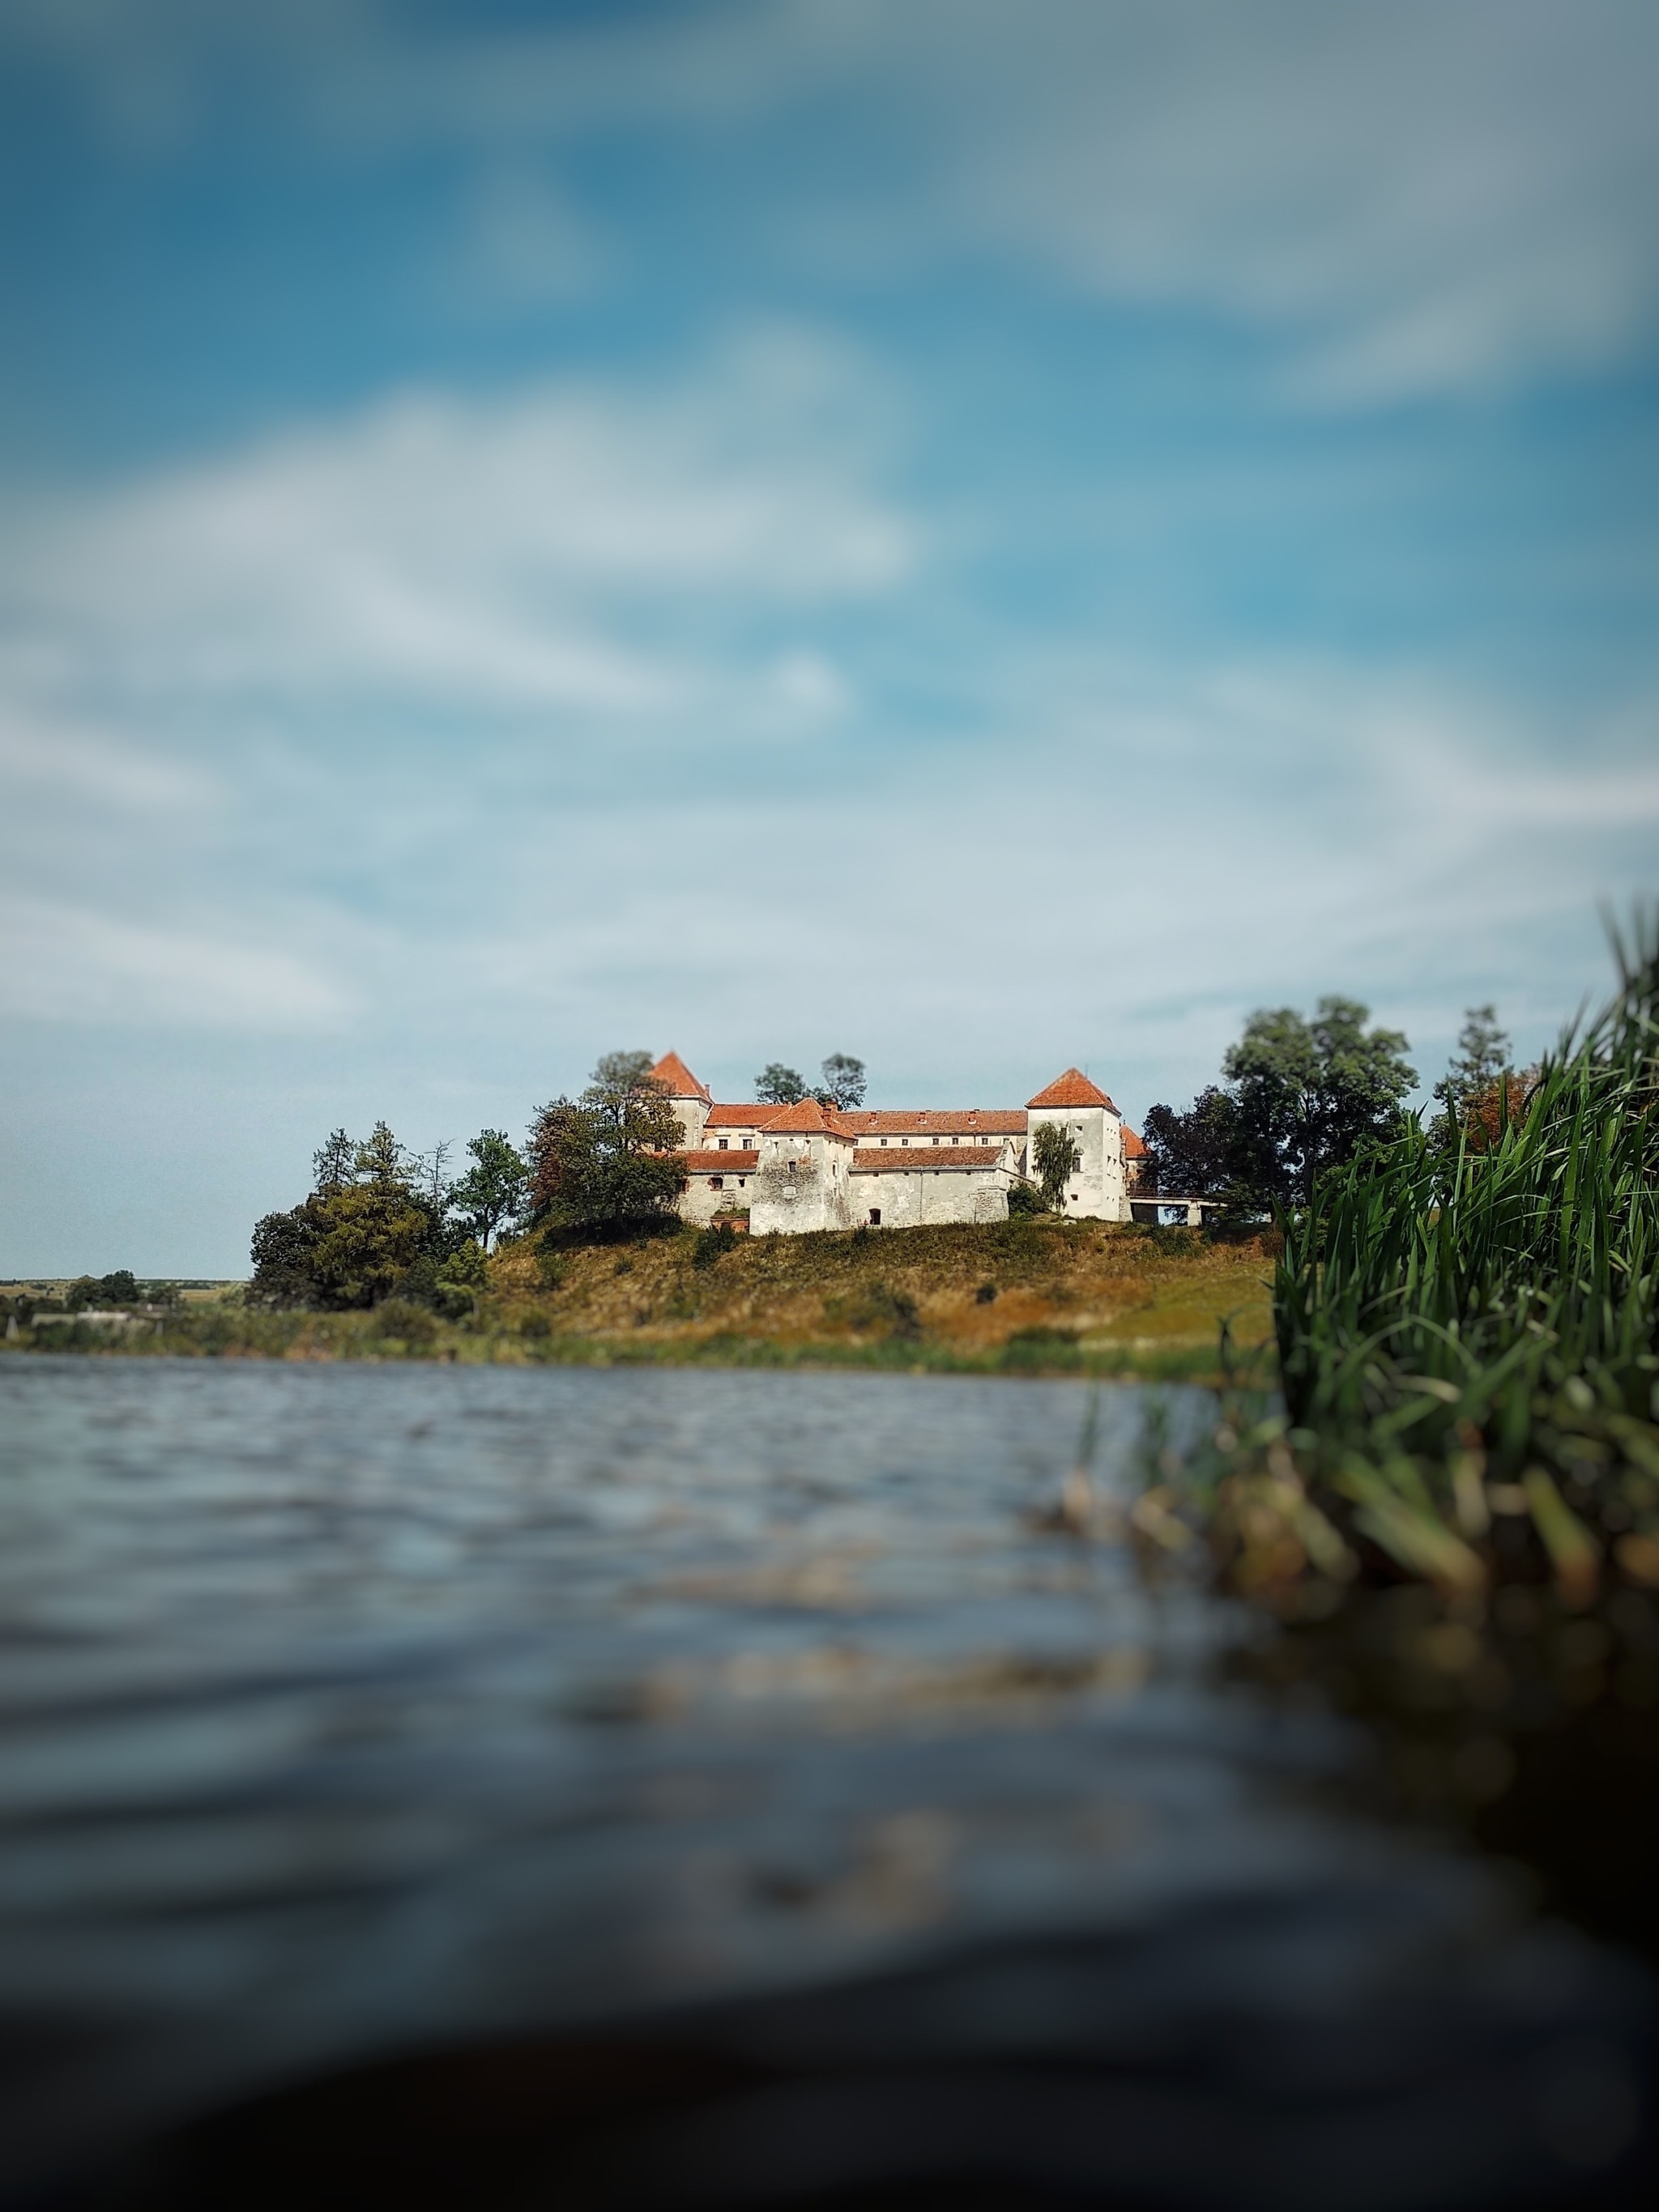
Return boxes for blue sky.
[2,0,1657,1274]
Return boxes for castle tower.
[648,1051,712,1148]
[1026,1069,1128,1222]
[750,1097,858,1235]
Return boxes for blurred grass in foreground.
[1148,910,1659,1616]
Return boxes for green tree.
[452,1129,529,1252]
[1222,996,1416,1206]
[305,1122,436,1307]
[312,1128,356,1192]
[1431,1004,1516,1151]
[65,1269,141,1311]
[1140,1089,1239,1198]
[1032,1122,1081,1209]
[755,1063,808,1105]
[249,1120,461,1309]
[528,1053,686,1236]
[816,1053,867,1110]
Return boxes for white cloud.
[1,329,914,719]
[0,895,351,1032]
[0,703,216,813]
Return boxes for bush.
[975,1281,999,1303]
[693,1222,739,1269]
[368,1298,439,1349]
[1147,1224,1201,1257]
[826,1281,921,1340]
[1000,1325,1081,1370]
[1006,1183,1049,1217]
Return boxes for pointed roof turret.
[1026,1068,1117,1111]
[649,1051,710,1102]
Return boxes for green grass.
[1179,912,1659,1606]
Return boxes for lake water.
[0,1358,1652,2208]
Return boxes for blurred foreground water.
[0,1360,1652,2208]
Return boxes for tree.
[305,1122,437,1308]
[249,1120,470,1310]
[756,1063,808,1105]
[1432,1005,1521,1153]
[452,1130,529,1252]
[1032,1122,1081,1210]
[1138,997,1416,1215]
[249,1200,328,1306]
[312,1128,355,1192]
[65,1269,142,1311]
[1139,1088,1239,1198]
[1221,996,1416,1207]
[817,1054,867,1110]
[527,1053,686,1236]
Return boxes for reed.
[1201,910,1659,1605]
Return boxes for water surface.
[0,1361,1649,2207]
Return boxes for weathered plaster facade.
[652,1056,1132,1234]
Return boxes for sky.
[2,0,1656,1276]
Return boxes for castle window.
[719,1138,728,1149]
[738,1178,745,1188]
[868,1208,881,1225]
[710,1176,724,1191]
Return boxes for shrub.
[825,1281,921,1340]
[975,1281,999,1304]
[368,1298,438,1349]
[693,1222,739,1269]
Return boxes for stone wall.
[749,1134,857,1235]
[849,1167,1010,1230]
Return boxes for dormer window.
[719,1138,728,1149]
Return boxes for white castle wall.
[749,1129,858,1235]
[1026,1103,1129,1222]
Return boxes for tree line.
[1138,998,1528,1210]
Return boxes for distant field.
[0,1282,236,1304]
[4,1224,1276,1381]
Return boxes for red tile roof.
[839,1109,1028,1135]
[679,1150,759,1172]
[1123,1126,1146,1160]
[851,1146,1008,1173]
[1026,1068,1117,1110]
[704,1102,791,1129]
[649,1051,710,1102]
[765,1097,856,1136]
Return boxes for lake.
[0,1359,1651,2208]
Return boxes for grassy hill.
[6,1221,1274,1378]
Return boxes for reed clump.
[1191,912,1659,1613]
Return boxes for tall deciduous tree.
[817,1054,867,1110]
[1141,997,1416,1213]
[1031,1122,1081,1209]
[755,1063,808,1105]
[1140,1088,1238,1197]
[528,1053,685,1236]
[452,1130,529,1252]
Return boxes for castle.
[647,1053,1144,1234]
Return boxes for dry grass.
[486,1218,1275,1377]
